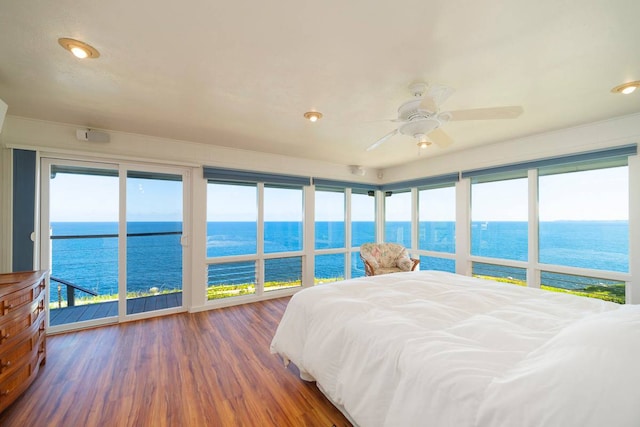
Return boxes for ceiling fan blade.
[429,128,453,147]
[428,84,456,106]
[419,84,456,112]
[419,96,438,112]
[448,106,523,121]
[366,129,398,151]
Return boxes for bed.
[270,270,640,427]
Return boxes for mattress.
[270,270,640,427]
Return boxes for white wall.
[5,113,639,190]
[1,116,382,184]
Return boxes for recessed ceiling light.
[58,38,100,59]
[417,141,431,149]
[304,111,323,122]
[611,81,640,95]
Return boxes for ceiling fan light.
[416,133,428,143]
[611,81,640,94]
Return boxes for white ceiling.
[1,0,639,169]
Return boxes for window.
[385,190,411,247]
[463,145,634,303]
[206,183,257,257]
[473,262,526,285]
[206,181,304,299]
[418,185,455,253]
[49,166,119,318]
[264,186,303,254]
[351,191,375,247]
[470,175,528,261]
[540,271,624,304]
[126,171,184,314]
[315,188,345,249]
[420,256,455,273]
[265,256,302,291]
[351,252,366,278]
[207,261,256,299]
[538,165,628,273]
[315,254,345,283]
[206,182,258,300]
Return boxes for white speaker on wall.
[0,98,8,134]
[76,128,110,143]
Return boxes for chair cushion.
[361,242,413,272]
[374,267,404,275]
[360,244,380,269]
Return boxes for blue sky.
[50,166,629,222]
[50,174,183,222]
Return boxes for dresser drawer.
[0,292,45,348]
[0,278,44,318]
[0,335,33,383]
[0,361,32,408]
[1,286,34,317]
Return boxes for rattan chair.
[359,242,420,276]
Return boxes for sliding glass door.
[41,159,188,331]
[126,170,183,314]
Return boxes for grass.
[474,275,625,304]
[51,277,346,307]
[206,277,344,300]
[52,274,623,307]
[206,280,303,300]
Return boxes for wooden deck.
[50,292,183,326]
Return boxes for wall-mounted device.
[349,165,366,176]
[76,128,110,143]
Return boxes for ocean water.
[49,221,629,303]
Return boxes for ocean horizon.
[49,220,629,303]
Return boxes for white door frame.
[40,157,191,334]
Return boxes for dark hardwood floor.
[0,297,352,426]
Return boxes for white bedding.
[270,270,640,427]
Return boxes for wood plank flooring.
[50,293,183,326]
[0,297,352,427]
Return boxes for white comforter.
[270,271,640,427]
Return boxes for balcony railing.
[50,276,98,307]
[50,231,182,308]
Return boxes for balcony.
[49,291,183,326]
[49,225,183,326]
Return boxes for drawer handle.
[0,334,9,342]
[0,390,9,396]
[0,360,10,370]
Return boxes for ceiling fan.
[366,82,523,151]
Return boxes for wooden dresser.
[0,270,47,413]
